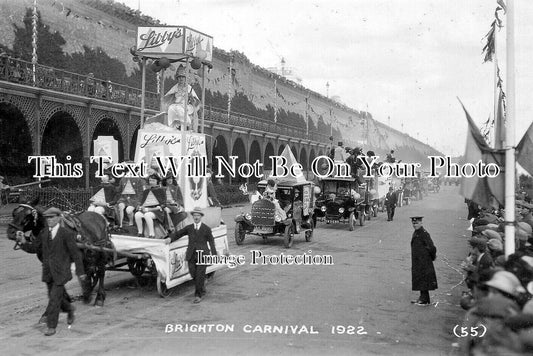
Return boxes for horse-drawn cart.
[107,222,228,297]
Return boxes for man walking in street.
[41,207,86,336]
[168,207,217,304]
[385,186,397,221]
[410,216,438,306]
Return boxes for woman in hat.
[115,168,145,231]
[134,173,166,238]
[162,173,186,232]
[162,64,200,131]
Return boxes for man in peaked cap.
[41,207,86,336]
[168,207,217,304]
[410,216,438,306]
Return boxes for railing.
[205,106,331,142]
[0,56,332,143]
[0,56,159,110]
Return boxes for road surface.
[0,185,470,355]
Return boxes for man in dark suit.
[410,216,438,306]
[41,207,86,336]
[385,187,397,221]
[168,207,217,303]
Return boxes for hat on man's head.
[410,216,423,222]
[484,270,526,297]
[190,206,204,216]
[468,236,488,250]
[43,207,62,217]
[487,238,503,252]
[176,64,186,77]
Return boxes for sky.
[119,0,533,156]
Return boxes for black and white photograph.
[1,0,533,355]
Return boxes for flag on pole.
[517,120,533,176]
[494,88,506,149]
[458,101,505,208]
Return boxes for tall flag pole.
[227,56,233,121]
[273,78,278,123]
[504,0,515,258]
[31,0,38,85]
[305,93,309,137]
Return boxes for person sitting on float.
[162,172,186,232]
[134,173,166,238]
[162,64,200,131]
[88,174,118,220]
[263,185,287,221]
[115,165,145,231]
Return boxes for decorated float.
[106,26,228,297]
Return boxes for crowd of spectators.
[458,195,533,354]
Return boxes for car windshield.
[322,180,352,195]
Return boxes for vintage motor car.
[234,179,315,248]
[313,177,367,230]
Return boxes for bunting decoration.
[482,4,505,63]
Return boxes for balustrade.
[0,56,333,145]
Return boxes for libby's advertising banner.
[136,26,213,62]
[134,130,209,210]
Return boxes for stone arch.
[41,111,84,187]
[263,142,275,170]
[0,93,36,152]
[91,109,128,155]
[309,148,317,164]
[231,137,247,183]
[40,101,88,156]
[0,102,33,182]
[248,139,262,182]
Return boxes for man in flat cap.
[410,216,438,306]
[168,207,217,304]
[41,207,86,336]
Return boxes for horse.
[6,201,111,306]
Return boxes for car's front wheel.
[284,224,294,248]
[235,222,246,245]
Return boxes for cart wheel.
[284,224,294,248]
[305,222,313,242]
[156,275,172,298]
[128,258,147,277]
[349,212,356,231]
[359,212,365,226]
[235,222,246,245]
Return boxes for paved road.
[0,185,470,356]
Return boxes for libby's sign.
[136,26,213,62]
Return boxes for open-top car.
[234,179,316,248]
[313,176,367,230]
